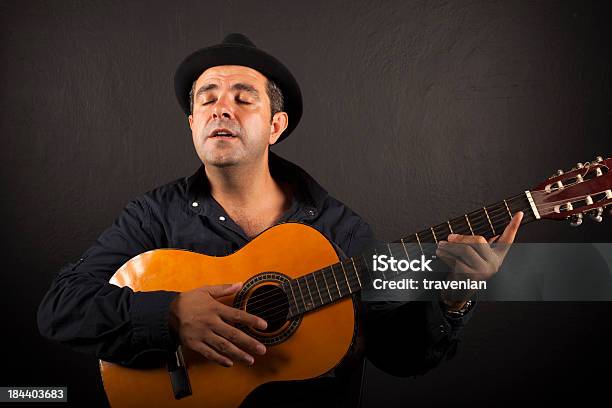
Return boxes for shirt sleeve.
[36,198,179,366]
[344,218,476,377]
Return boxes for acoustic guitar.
[100,156,611,407]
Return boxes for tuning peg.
[576,162,584,169]
[589,207,603,222]
[556,169,564,176]
[570,213,583,227]
[595,156,603,163]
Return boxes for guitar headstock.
[530,155,611,226]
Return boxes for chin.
[204,152,242,168]
[209,159,239,168]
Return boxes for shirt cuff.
[440,300,476,325]
[427,300,477,343]
[131,290,180,351]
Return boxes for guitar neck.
[397,190,539,245]
[284,191,539,318]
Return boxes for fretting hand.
[435,212,523,310]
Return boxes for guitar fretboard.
[283,191,538,318]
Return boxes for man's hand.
[169,283,268,367]
[435,211,524,310]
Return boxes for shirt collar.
[185,152,328,219]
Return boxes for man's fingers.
[447,234,487,244]
[435,250,474,277]
[446,234,497,265]
[204,331,256,366]
[191,341,233,367]
[213,319,267,356]
[205,282,242,298]
[437,242,486,271]
[434,249,456,268]
[217,303,268,330]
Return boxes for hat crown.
[221,33,256,48]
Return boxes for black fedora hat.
[174,33,303,143]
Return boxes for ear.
[269,112,289,145]
[188,114,194,131]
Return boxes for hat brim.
[174,44,302,143]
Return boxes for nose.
[211,94,234,120]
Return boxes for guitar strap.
[167,346,192,399]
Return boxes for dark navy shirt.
[37,152,473,406]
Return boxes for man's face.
[189,65,287,168]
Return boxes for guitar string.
[431,192,607,238]
[237,187,609,310]
[238,193,537,312]
[240,172,610,308]
[244,208,607,321]
[245,208,517,319]
[246,203,548,321]
[249,225,515,321]
[243,197,600,321]
[239,193,608,316]
[252,209,607,321]
[445,189,609,234]
[238,193,529,310]
[240,196,534,314]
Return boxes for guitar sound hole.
[245,284,289,333]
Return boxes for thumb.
[205,282,242,298]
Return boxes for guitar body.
[100,223,356,408]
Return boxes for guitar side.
[99,223,356,408]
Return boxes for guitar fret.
[386,243,400,275]
[503,199,512,221]
[340,261,353,294]
[321,268,333,301]
[464,214,474,235]
[296,278,306,310]
[483,206,496,235]
[489,203,509,235]
[415,233,424,254]
[288,281,299,314]
[400,238,410,261]
[351,258,362,288]
[304,276,315,308]
[374,247,386,279]
[430,227,438,243]
[447,220,454,234]
[330,265,342,297]
[311,273,323,304]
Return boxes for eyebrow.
[195,82,260,100]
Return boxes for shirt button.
[305,209,316,217]
[219,216,226,221]
[192,201,199,207]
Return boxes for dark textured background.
[1,0,611,406]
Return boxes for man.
[37,33,522,407]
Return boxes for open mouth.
[209,128,237,139]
